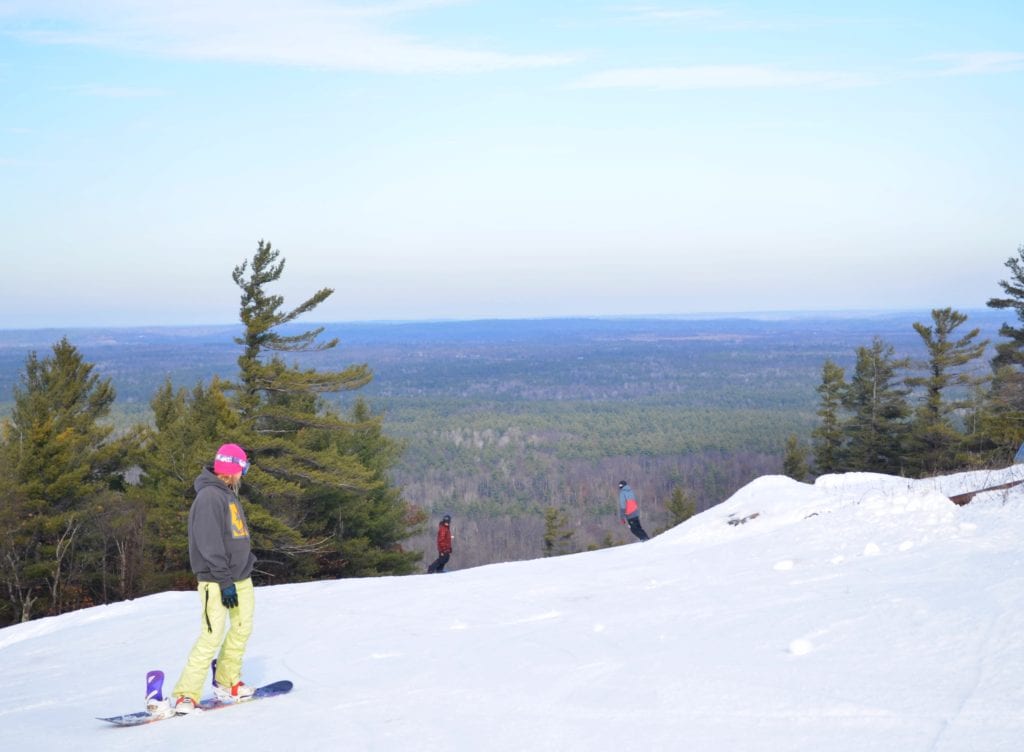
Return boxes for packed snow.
[2,468,1023,751]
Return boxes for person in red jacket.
[427,514,453,573]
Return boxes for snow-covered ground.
[2,468,1023,751]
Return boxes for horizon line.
[0,306,1005,334]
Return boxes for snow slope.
[1,468,1022,751]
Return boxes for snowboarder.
[427,514,453,573]
[618,480,649,541]
[170,443,258,714]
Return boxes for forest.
[1,240,1022,626]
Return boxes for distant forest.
[0,310,1006,569]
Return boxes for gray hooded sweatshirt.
[188,467,257,588]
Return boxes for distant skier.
[618,480,649,541]
[427,514,453,573]
[171,443,258,714]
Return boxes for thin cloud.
[922,52,1024,76]
[572,64,870,90]
[0,0,574,74]
[613,5,724,23]
[70,83,166,98]
[608,3,880,33]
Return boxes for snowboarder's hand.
[620,518,626,524]
[221,583,239,609]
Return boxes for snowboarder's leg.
[628,518,649,541]
[436,553,450,572]
[214,578,255,687]
[172,582,229,702]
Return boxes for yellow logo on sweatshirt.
[229,502,249,539]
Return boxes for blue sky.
[1,1,1021,328]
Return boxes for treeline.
[401,449,781,569]
[0,242,424,627]
[795,244,1024,479]
[387,399,808,566]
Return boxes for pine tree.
[782,435,810,481]
[972,365,1024,463]
[843,337,911,474]
[664,486,697,528]
[982,244,1024,460]
[228,240,418,578]
[0,338,121,619]
[306,398,425,577]
[543,507,573,556]
[904,308,989,474]
[6,338,116,504]
[812,359,846,473]
[987,243,1024,369]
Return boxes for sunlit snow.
[1,467,1022,751]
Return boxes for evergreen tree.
[0,339,122,619]
[228,240,418,578]
[987,243,1024,369]
[664,486,697,528]
[5,338,117,503]
[972,365,1024,463]
[843,337,911,474]
[982,245,1024,460]
[812,359,846,473]
[306,398,425,577]
[782,435,810,481]
[543,507,573,556]
[904,308,989,474]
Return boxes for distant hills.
[0,309,1007,406]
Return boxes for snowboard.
[98,669,293,727]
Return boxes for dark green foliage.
[842,337,911,475]
[543,507,574,557]
[664,486,697,529]
[0,339,129,620]
[782,435,810,481]
[981,245,1024,460]
[812,358,847,474]
[5,338,117,504]
[987,244,1024,369]
[971,365,1024,462]
[809,288,1015,475]
[904,308,989,474]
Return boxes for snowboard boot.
[174,696,197,715]
[213,680,255,703]
[211,658,255,702]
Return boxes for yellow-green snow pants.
[172,578,254,702]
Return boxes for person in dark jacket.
[427,514,453,573]
[618,480,649,541]
[171,443,258,714]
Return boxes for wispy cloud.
[0,0,574,73]
[69,83,165,98]
[612,4,724,23]
[921,52,1024,76]
[607,3,878,33]
[572,64,870,90]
